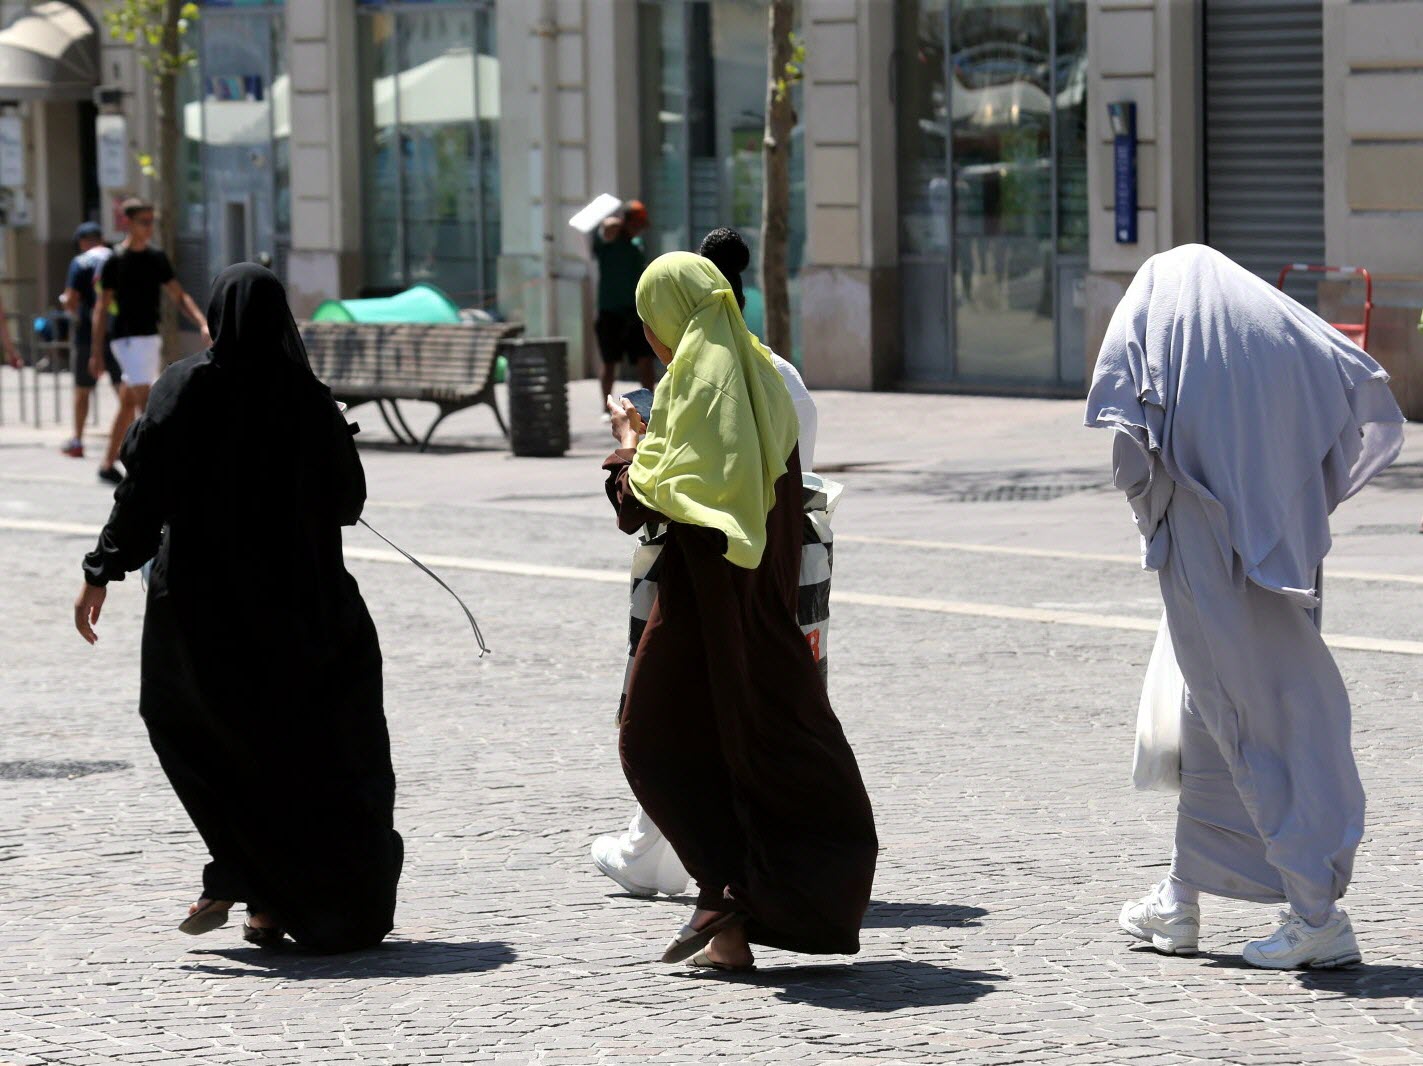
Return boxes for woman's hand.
[607,395,645,451]
[74,583,106,645]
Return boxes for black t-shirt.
[99,245,175,339]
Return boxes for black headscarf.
[206,263,314,375]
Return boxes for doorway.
[896,0,1088,392]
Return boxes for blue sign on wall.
[1108,101,1137,245]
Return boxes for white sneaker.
[1242,908,1361,970]
[591,835,658,896]
[590,833,689,897]
[1119,883,1200,955]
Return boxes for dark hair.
[698,227,750,310]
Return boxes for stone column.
[499,0,636,378]
[799,0,898,390]
[1082,0,1201,377]
[284,0,361,318]
[32,99,84,306]
[1321,0,1423,419]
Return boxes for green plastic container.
[312,283,461,325]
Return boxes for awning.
[183,75,290,146]
[0,1,98,101]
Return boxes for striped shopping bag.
[617,474,842,723]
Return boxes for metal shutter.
[1203,0,1324,309]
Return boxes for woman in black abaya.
[74,264,402,952]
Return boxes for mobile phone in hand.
[621,388,654,427]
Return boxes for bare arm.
[90,289,108,375]
[164,279,209,341]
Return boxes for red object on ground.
[1277,263,1373,351]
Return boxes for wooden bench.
[299,320,523,451]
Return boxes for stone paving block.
[4,393,1423,1062]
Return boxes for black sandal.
[242,920,287,949]
[178,898,231,936]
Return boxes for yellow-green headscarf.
[630,251,799,570]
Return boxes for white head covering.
[1086,244,1403,606]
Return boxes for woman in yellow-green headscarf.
[602,252,877,972]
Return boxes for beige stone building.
[2,0,1419,413]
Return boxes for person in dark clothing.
[604,252,877,971]
[60,222,118,458]
[74,264,402,953]
[594,199,655,407]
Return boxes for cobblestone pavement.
[3,377,1423,1064]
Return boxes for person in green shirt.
[594,200,655,411]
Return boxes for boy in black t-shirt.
[91,199,209,484]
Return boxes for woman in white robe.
[1087,244,1404,969]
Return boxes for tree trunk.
[760,1,795,359]
[157,0,183,364]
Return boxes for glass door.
[896,0,954,383]
[950,0,1053,382]
[198,8,282,277]
[637,0,807,360]
[898,0,1088,391]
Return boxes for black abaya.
[83,265,401,952]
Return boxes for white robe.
[1089,244,1403,922]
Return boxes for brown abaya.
[605,444,878,955]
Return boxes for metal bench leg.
[419,405,457,452]
[388,399,421,445]
[375,399,416,445]
[488,395,510,439]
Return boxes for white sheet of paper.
[568,193,623,234]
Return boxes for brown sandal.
[661,911,744,963]
[689,949,756,972]
[178,898,231,936]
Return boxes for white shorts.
[111,335,162,386]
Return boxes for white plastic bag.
[1133,611,1185,793]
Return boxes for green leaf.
[180,2,199,19]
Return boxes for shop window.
[637,0,806,362]
[896,0,1088,390]
[177,2,288,295]
[358,0,499,305]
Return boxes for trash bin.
[505,338,569,457]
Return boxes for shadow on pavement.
[692,960,1005,1012]
[862,902,988,930]
[182,938,517,980]
[354,439,505,456]
[1197,952,1423,997]
[1296,963,1423,999]
[1366,460,1423,491]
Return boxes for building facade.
[1,0,1419,412]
